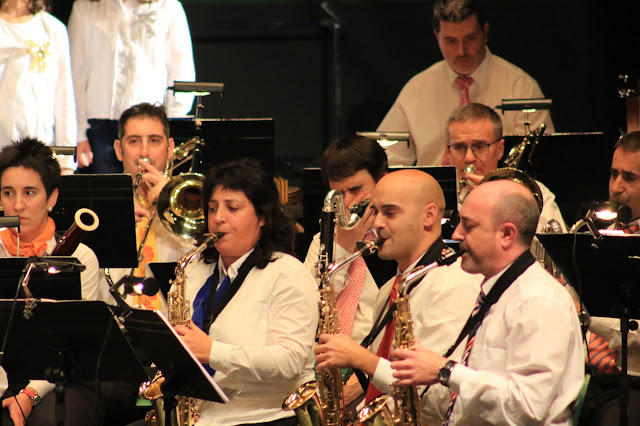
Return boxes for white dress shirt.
[0,237,102,399]
[0,12,76,169]
[369,256,482,398]
[178,251,319,425]
[378,49,554,166]
[68,0,195,140]
[304,232,379,344]
[446,261,585,425]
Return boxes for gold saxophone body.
[283,238,382,426]
[357,248,462,426]
[140,232,222,426]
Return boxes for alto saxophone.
[283,239,383,426]
[357,248,461,426]
[140,232,222,426]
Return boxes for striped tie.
[443,75,475,166]
[442,288,486,426]
[455,76,474,106]
[587,332,620,374]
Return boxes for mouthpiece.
[356,238,385,256]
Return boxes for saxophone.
[283,239,383,426]
[140,232,222,426]
[357,248,462,426]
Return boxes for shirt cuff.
[447,362,474,394]
[370,357,394,394]
[208,340,229,372]
[27,380,54,399]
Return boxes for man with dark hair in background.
[378,0,554,167]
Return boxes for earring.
[48,206,53,212]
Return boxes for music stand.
[120,309,228,418]
[537,233,640,426]
[148,262,178,300]
[48,174,137,268]
[0,301,147,426]
[0,257,82,300]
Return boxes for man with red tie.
[378,0,554,166]
[314,169,480,424]
[391,179,584,425]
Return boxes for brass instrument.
[357,248,462,426]
[503,123,545,172]
[480,167,543,212]
[157,138,206,239]
[50,208,99,256]
[140,232,222,426]
[457,164,476,205]
[283,239,383,426]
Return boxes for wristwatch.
[438,360,458,387]
[19,387,41,407]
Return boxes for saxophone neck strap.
[443,250,535,359]
[354,239,448,393]
[203,252,258,334]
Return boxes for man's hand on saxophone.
[390,340,446,387]
[315,334,380,377]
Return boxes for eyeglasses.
[447,139,501,158]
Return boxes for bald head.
[371,169,447,270]
[378,169,446,218]
[471,180,540,246]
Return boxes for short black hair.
[118,103,170,141]
[0,138,61,198]
[320,135,388,183]
[614,131,640,153]
[199,158,296,268]
[433,0,486,33]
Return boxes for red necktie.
[455,75,474,106]
[443,76,475,166]
[364,275,400,403]
[336,255,366,336]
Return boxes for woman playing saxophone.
[173,158,318,425]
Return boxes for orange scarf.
[0,217,56,257]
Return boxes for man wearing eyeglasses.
[448,103,566,231]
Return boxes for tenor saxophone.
[140,232,222,426]
[357,248,462,426]
[283,239,383,426]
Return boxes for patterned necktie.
[442,75,474,166]
[586,332,620,374]
[442,287,486,426]
[455,76,474,106]
[364,275,400,403]
[336,255,366,336]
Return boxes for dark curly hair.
[198,158,295,268]
[0,138,61,198]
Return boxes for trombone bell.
[157,172,206,239]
